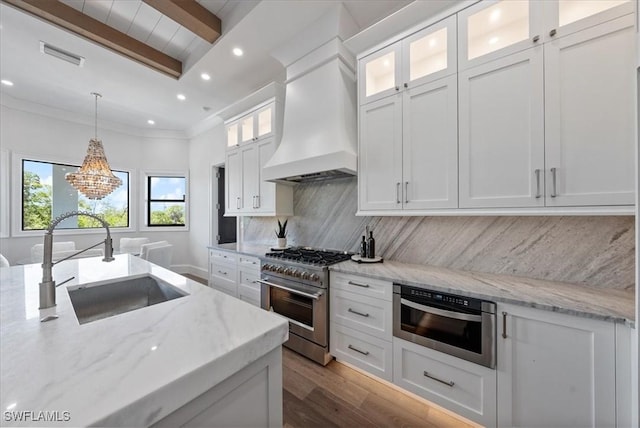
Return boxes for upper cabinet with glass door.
[459,0,634,71]
[458,0,542,71]
[226,101,276,148]
[359,16,457,105]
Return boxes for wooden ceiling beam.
[1,0,182,79]
[143,0,222,44]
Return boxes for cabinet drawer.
[238,255,260,269]
[210,263,237,296]
[330,272,392,301]
[210,249,237,265]
[239,269,260,289]
[331,289,392,341]
[393,337,496,427]
[331,323,392,382]
[238,283,261,307]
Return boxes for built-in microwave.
[393,283,496,369]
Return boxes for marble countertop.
[208,242,635,325]
[0,255,288,427]
[331,259,635,326]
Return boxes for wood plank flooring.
[282,348,478,428]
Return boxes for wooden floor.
[282,347,477,428]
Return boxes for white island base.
[152,347,282,427]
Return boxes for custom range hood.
[262,6,358,183]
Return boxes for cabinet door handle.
[348,344,370,356]
[348,280,370,288]
[423,371,454,387]
[395,86,399,91]
[502,311,508,338]
[348,308,370,318]
[534,169,541,198]
[549,28,557,37]
[403,83,408,88]
[236,197,241,209]
[532,35,540,43]
[396,182,401,204]
[256,195,260,208]
[405,181,409,203]
[550,167,558,198]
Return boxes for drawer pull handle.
[348,308,370,318]
[502,311,508,339]
[218,270,227,275]
[348,344,370,356]
[348,281,370,288]
[423,371,454,387]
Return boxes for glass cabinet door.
[241,116,254,143]
[226,122,239,147]
[358,43,402,105]
[402,15,456,88]
[545,0,633,39]
[256,104,273,139]
[459,0,542,70]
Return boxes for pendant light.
[65,92,122,200]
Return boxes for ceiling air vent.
[39,41,85,67]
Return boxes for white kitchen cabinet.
[330,271,393,381]
[359,73,458,212]
[459,7,635,209]
[226,102,276,147]
[225,138,293,217]
[393,337,497,427]
[457,0,633,72]
[237,255,261,307]
[209,249,238,297]
[359,94,402,211]
[458,47,544,208]
[543,14,636,207]
[496,303,616,428]
[359,15,457,106]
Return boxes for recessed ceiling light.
[147,119,155,125]
[1,80,14,86]
[201,73,211,81]
[232,47,243,57]
[177,94,186,101]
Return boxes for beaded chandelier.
[66,93,122,200]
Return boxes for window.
[21,159,129,230]
[147,175,187,227]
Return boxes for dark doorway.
[217,167,236,244]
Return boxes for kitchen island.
[0,254,289,427]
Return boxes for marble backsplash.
[242,177,635,290]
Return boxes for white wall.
[0,104,192,267]
[187,124,226,276]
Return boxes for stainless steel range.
[259,247,351,365]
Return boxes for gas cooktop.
[264,246,352,267]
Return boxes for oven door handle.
[400,298,482,322]
[257,280,323,300]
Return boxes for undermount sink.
[67,274,188,325]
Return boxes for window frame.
[141,170,189,232]
[11,152,136,237]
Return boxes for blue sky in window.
[150,177,185,200]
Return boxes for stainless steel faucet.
[39,211,115,309]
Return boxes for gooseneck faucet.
[39,211,115,309]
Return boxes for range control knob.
[261,264,271,271]
[309,273,320,281]
[276,266,285,273]
[283,268,292,275]
[301,272,310,280]
[291,269,301,278]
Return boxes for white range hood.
[262,8,358,183]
